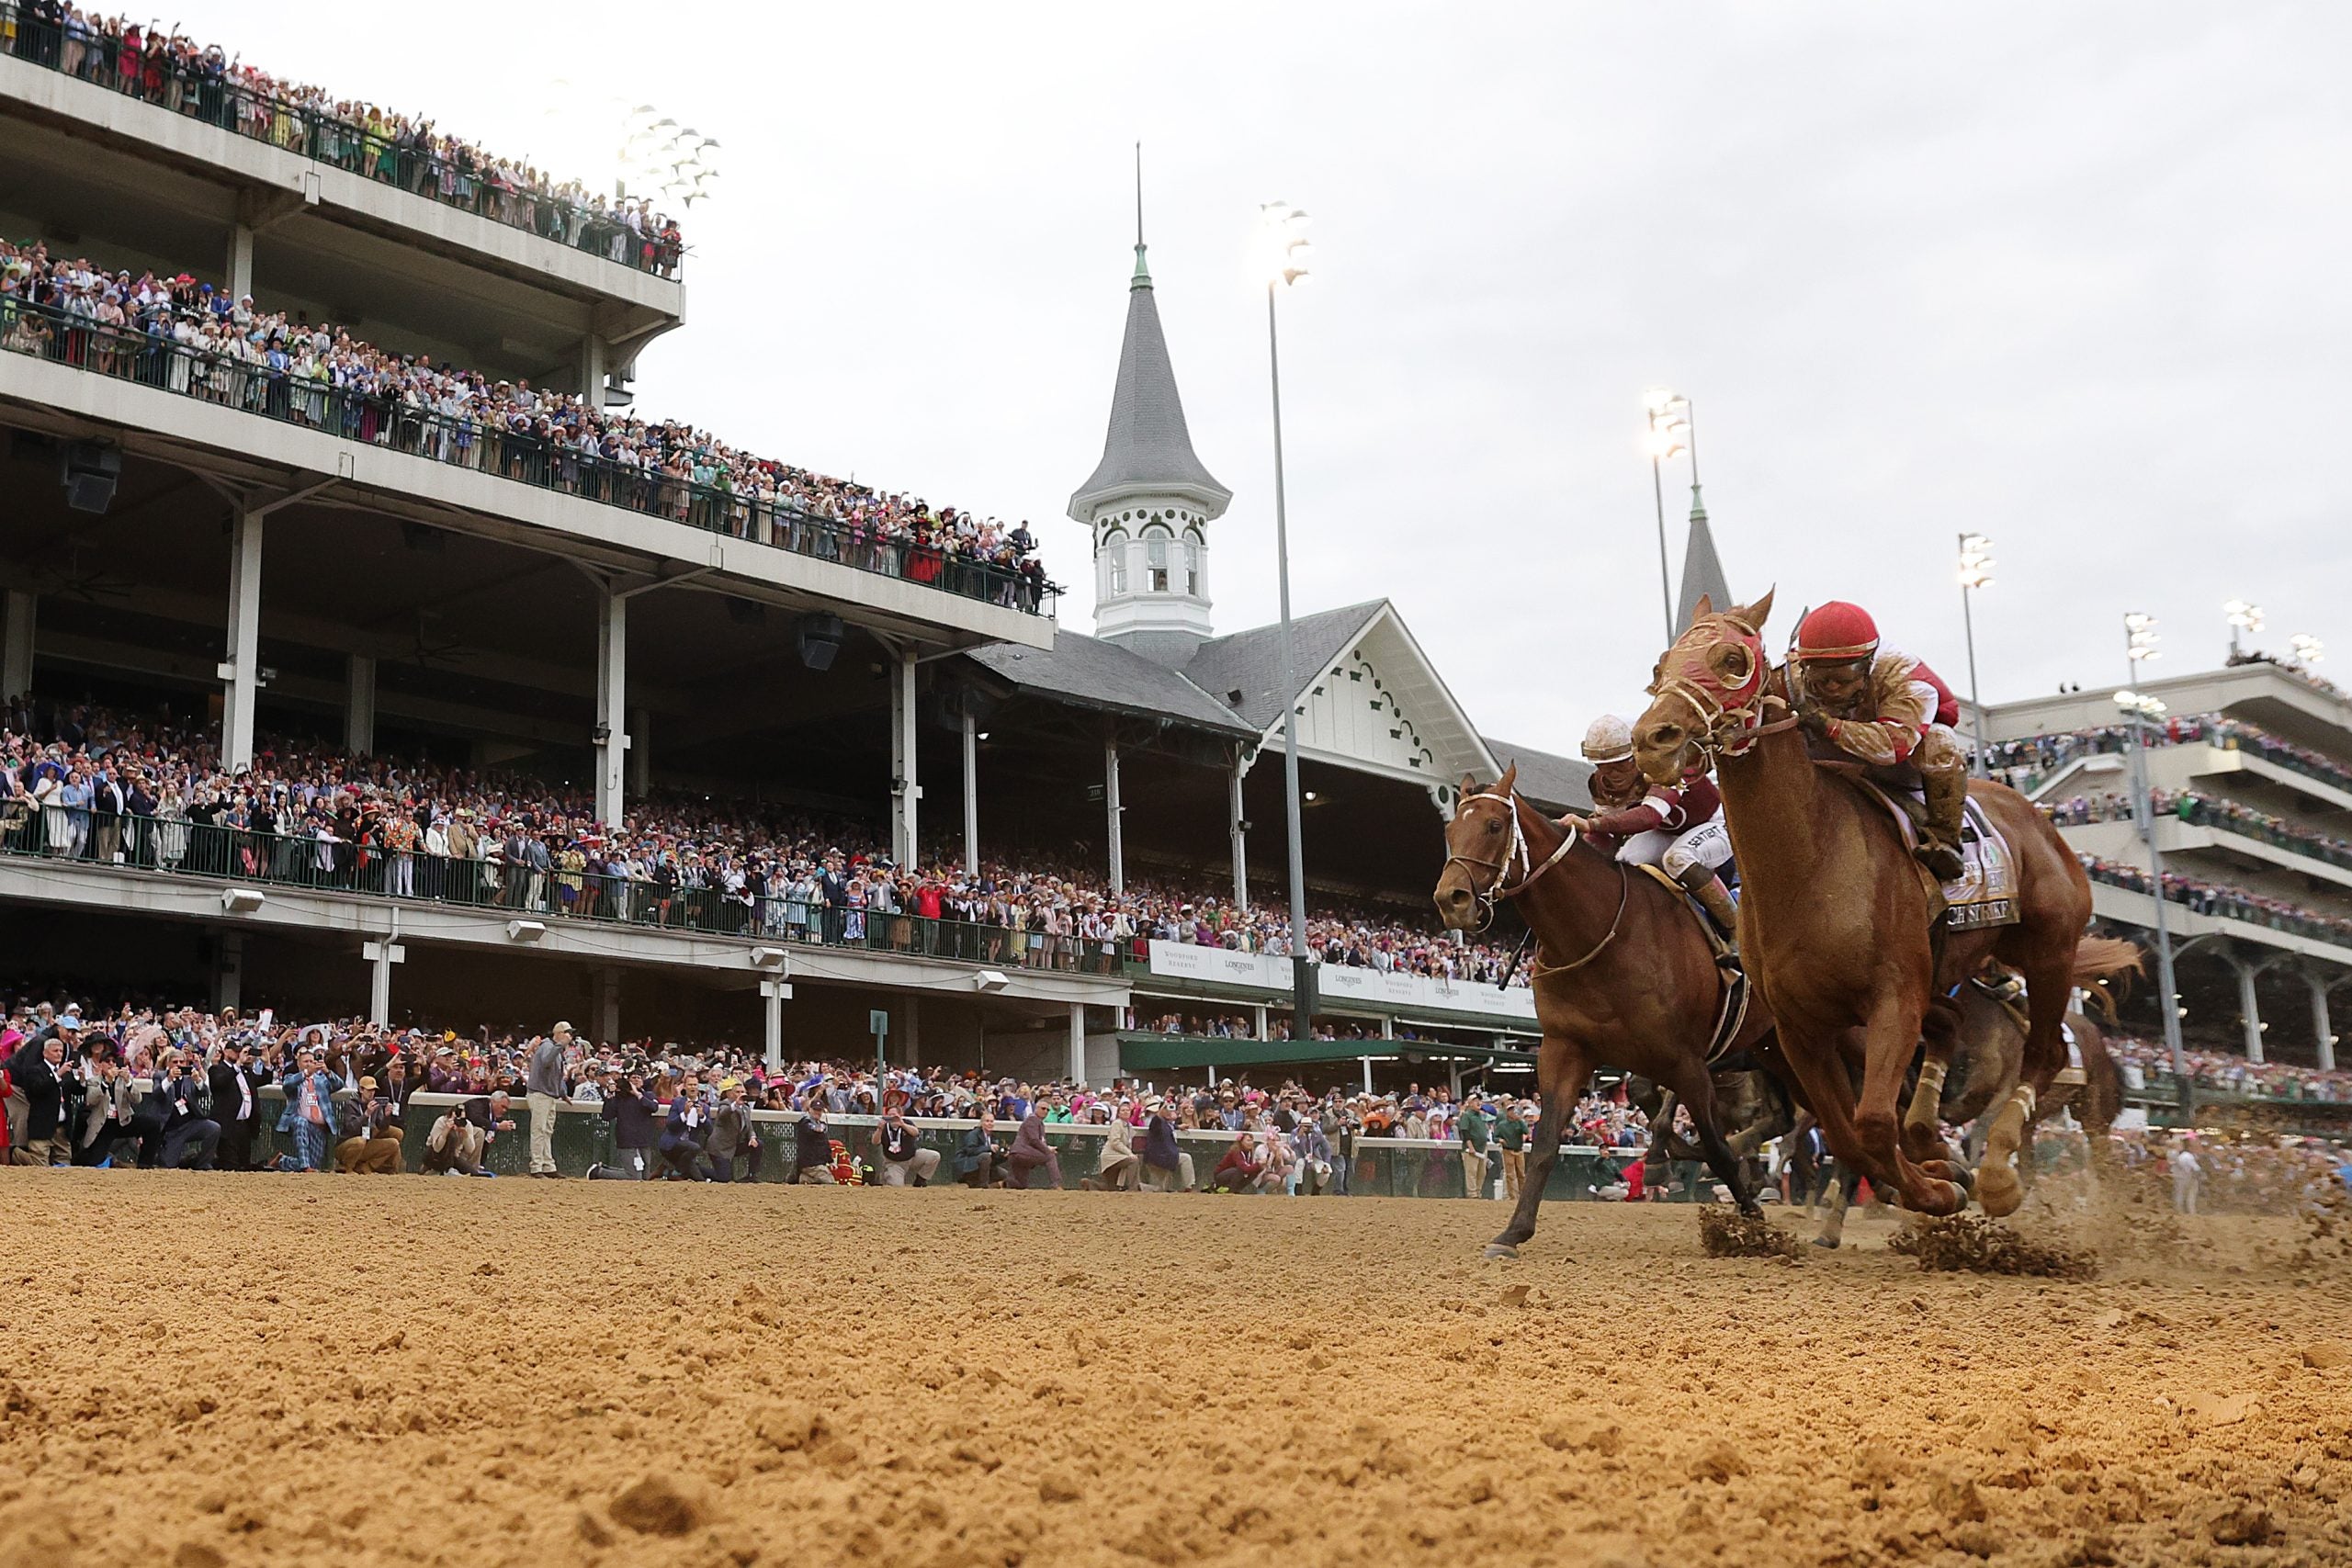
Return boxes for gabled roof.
[1480,738,1594,812]
[1675,486,1731,636]
[966,627,1252,736]
[1180,601,1386,733]
[1067,246,1232,521]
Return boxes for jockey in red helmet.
[1787,601,1970,881]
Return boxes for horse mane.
[2070,936,2144,1022]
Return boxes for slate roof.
[966,628,1251,736]
[1179,601,1388,733]
[1675,489,1732,635]
[1067,249,1232,519]
[1479,738,1594,812]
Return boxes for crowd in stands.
[1980,711,2352,799]
[2224,648,2345,704]
[0,697,1531,990]
[0,240,1053,611]
[2,3,681,273]
[2045,786,2352,873]
[2107,1035,2352,1104]
[2078,854,2352,948]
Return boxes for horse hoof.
[1483,1243,1521,1260]
[1976,1164,2022,1218]
[1810,1235,1840,1250]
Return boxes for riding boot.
[1677,863,1741,961]
[1916,761,1969,883]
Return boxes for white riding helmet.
[1580,714,1634,764]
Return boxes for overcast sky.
[182,0,2349,746]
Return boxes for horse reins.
[1444,787,1629,976]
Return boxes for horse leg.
[1902,996,1962,1165]
[1673,1067,1761,1217]
[1774,1025,1899,1201]
[1814,1167,1856,1248]
[1977,953,2073,1219]
[1857,994,1965,1217]
[1486,1037,1589,1259]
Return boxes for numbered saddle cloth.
[1853,781,2020,931]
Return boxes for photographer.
[657,1075,712,1180]
[153,1047,220,1170]
[868,1102,940,1187]
[705,1079,753,1183]
[334,1076,404,1173]
[792,1090,838,1182]
[954,1111,1006,1189]
[421,1099,485,1175]
[74,1046,135,1167]
[594,1067,662,1179]
[209,1040,266,1172]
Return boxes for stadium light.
[1957,533,1994,774]
[2120,612,2185,1080]
[2224,598,2265,658]
[2290,633,2325,668]
[1262,197,1317,1048]
[1643,389,1691,641]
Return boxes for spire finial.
[1131,141,1151,289]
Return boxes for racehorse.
[1631,590,2096,1220]
[1434,763,1776,1258]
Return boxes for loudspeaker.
[60,442,119,514]
[796,612,844,672]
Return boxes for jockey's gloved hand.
[1796,706,1831,738]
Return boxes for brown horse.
[1434,764,1775,1257]
[1632,590,2095,1219]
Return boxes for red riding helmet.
[1792,601,1881,663]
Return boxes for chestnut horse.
[1632,590,2095,1219]
[1434,764,1775,1257]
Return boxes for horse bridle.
[1442,787,1629,974]
[1647,614,1799,764]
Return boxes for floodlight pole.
[1268,277,1315,1045]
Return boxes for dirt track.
[3,1174,2348,1568]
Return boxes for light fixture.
[1260,201,1311,287]
[796,612,844,671]
[748,946,787,971]
[2290,633,2325,667]
[2223,598,2265,634]
[220,888,266,914]
[1958,533,1996,590]
[972,970,1010,993]
[2124,612,2160,665]
[505,919,548,942]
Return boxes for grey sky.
[178,0,2347,742]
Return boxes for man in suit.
[154,1049,220,1169]
[657,1077,711,1180]
[704,1078,752,1183]
[209,1040,266,1171]
[6,1025,71,1166]
[74,1048,137,1167]
[592,1070,661,1179]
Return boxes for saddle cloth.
[1854,781,2020,931]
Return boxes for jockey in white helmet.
[1572,714,1738,942]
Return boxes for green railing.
[1,4,681,276]
[0,803,1121,975]
[0,298,1058,617]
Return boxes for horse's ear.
[1742,586,1776,629]
[1458,772,1479,796]
[1692,592,1714,620]
[1498,761,1519,795]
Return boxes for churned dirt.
[3,1174,2349,1568]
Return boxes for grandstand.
[0,60,1589,1091]
[1979,658,2352,1089]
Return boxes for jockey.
[1786,601,1969,882]
[1575,714,1739,941]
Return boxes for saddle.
[1845,775,2020,931]
[1633,863,1751,1065]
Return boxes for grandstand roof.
[1067,244,1232,521]
[965,627,1254,736]
[1182,602,1388,734]
[1480,739,1594,812]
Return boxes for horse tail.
[2071,936,2143,1023]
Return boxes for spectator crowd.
[1981,711,2352,800]
[2078,854,2352,949]
[0,239,1053,611]
[3,3,682,273]
[0,697,1532,993]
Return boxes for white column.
[628,706,650,795]
[2233,955,2265,1064]
[1363,1055,1374,1093]
[594,586,628,827]
[227,222,254,302]
[344,654,376,755]
[962,708,980,874]
[2,590,33,697]
[1228,758,1249,908]
[889,648,919,865]
[220,507,263,771]
[594,967,622,1046]
[578,333,610,407]
[363,935,401,1027]
[1105,739,1125,896]
[1067,1001,1087,1087]
[763,980,786,1076]
[2311,972,2336,1074]
[1252,1003,1268,1042]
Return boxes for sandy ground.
[2,1175,2348,1568]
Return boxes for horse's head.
[1634,588,1775,784]
[1433,763,1518,931]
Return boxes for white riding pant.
[1613,813,1732,879]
